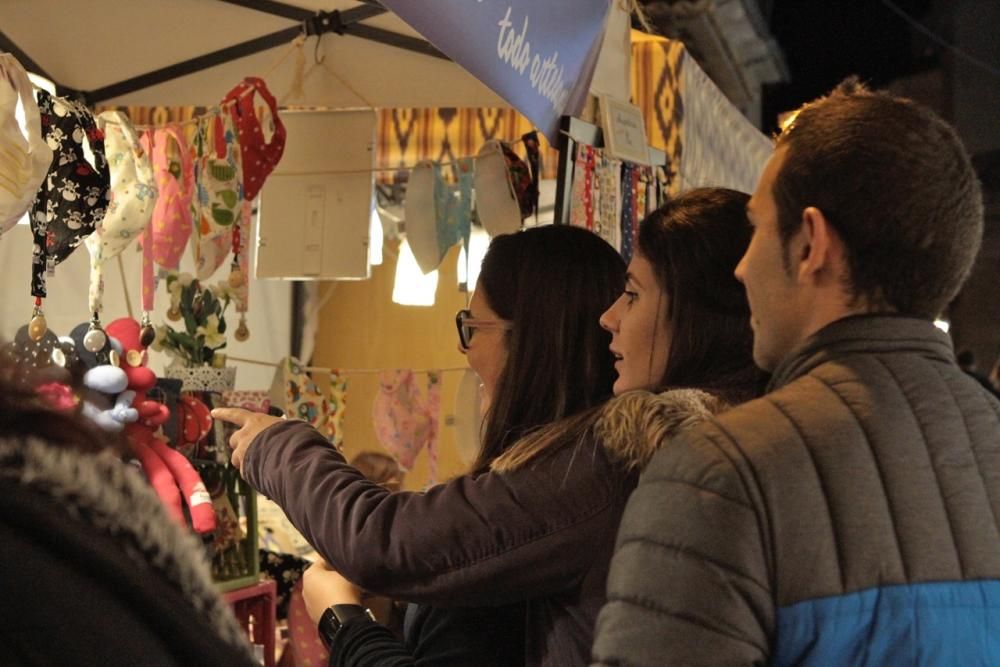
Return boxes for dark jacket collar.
[768,314,955,391]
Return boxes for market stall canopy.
[0,0,508,109]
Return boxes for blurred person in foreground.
[0,361,254,666]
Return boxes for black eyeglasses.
[455,309,513,349]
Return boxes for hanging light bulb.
[392,239,438,306]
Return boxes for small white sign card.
[600,95,651,165]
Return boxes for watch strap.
[317,604,376,649]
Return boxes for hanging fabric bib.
[220,77,286,338]
[29,90,109,302]
[0,53,53,236]
[325,370,349,451]
[86,110,157,318]
[372,369,441,482]
[192,110,243,280]
[139,126,194,323]
[406,157,475,275]
[474,140,522,238]
[437,158,474,259]
[223,76,285,201]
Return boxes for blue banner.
[380,0,611,143]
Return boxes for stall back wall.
[314,242,470,491]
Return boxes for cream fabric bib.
[86,111,157,315]
[0,54,53,235]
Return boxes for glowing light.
[933,319,950,333]
[457,226,491,290]
[392,239,438,306]
[369,201,383,266]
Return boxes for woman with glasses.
[215,189,762,665]
[216,224,628,665]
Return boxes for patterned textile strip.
[570,144,596,230]
[619,162,636,263]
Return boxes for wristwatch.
[317,604,376,649]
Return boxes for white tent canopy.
[0,0,635,388]
[1,0,508,109]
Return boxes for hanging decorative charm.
[83,316,109,353]
[234,316,250,342]
[139,312,157,348]
[227,262,244,289]
[28,300,47,341]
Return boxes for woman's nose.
[599,301,619,332]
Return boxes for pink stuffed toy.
[106,317,216,535]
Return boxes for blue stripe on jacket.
[773,579,1000,666]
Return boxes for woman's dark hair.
[473,225,626,471]
[637,187,766,404]
[0,360,117,455]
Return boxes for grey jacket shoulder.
[592,316,1000,666]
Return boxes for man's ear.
[795,206,843,284]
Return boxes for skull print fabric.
[29,90,110,298]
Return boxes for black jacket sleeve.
[243,420,621,607]
[331,616,414,667]
[331,604,525,667]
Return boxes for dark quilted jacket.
[246,389,721,666]
[592,315,1000,666]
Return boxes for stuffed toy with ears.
[80,363,137,432]
[61,322,136,431]
[106,317,216,535]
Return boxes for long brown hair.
[472,225,626,472]
[637,187,767,405]
[494,189,765,471]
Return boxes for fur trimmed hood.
[0,435,252,658]
[492,388,724,473]
[594,388,724,471]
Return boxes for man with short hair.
[592,78,1000,665]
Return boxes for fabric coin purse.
[0,54,52,236]
[86,110,157,319]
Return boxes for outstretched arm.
[216,416,622,607]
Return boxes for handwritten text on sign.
[496,7,569,112]
[379,0,611,142]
